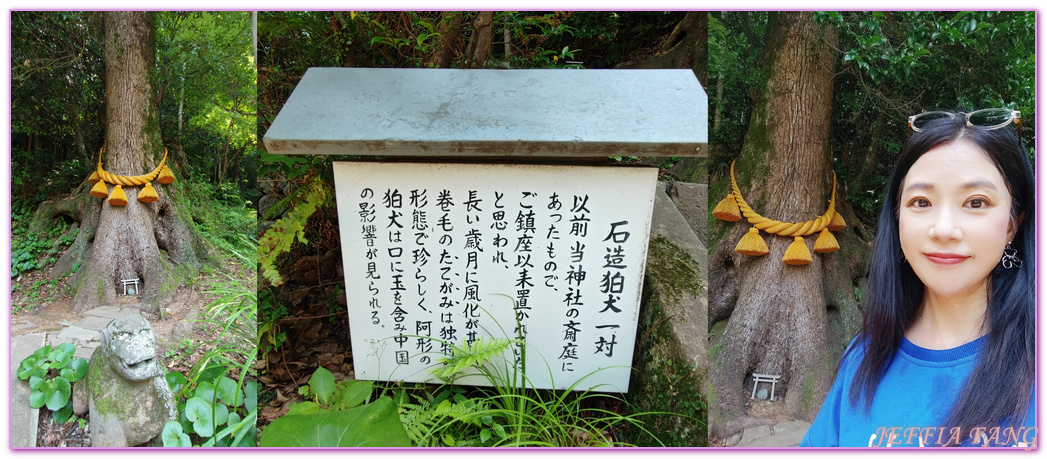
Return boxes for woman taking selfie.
[801,109,1036,447]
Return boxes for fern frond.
[431,337,512,381]
[399,395,437,445]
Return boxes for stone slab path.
[9,306,144,448]
[725,420,812,447]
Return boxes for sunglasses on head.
[908,108,1021,136]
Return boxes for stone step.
[11,332,46,448]
[735,420,812,447]
[54,326,100,343]
[73,316,113,332]
[74,342,101,360]
[83,306,124,320]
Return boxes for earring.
[1002,242,1022,269]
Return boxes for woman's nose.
[928,208,963,241]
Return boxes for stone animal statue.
[74,314,177,447]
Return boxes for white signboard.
[334,162,656,392]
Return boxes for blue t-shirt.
[800,335,1036,447]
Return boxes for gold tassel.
[713,194,741,222]
[157,165,175,185]
[90,180,109,199]
[108,185,128,206]
[814,228,840,253]
[782,236,812,266]
[828,211,846,231]
[90,147,104,185]
[138,182,159,203]
[735,227,769,256]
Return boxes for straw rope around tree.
[88,147,175,206]
[713,160,845,265]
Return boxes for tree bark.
[708,12,846,438]
[615,12,708,87]
[465,12,494,68]
[430,11,463,68]
[67,11,199,316]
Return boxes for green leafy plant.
[11,204,77,278]
[398,336,667,447]
[258,175,330,286]
[258,366,411,447]
[260,397,409,447]
[162,274,259,447]
[11,232,48,277]
[162,366,258,447]
[257,289,287,363]
[17,343,88,424]
[292,366,374,413]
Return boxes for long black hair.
[848,114,1035,440]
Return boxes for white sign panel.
[334,162,656,392]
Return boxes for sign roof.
[264,68,707,158]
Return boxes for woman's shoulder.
[838,335,869,367]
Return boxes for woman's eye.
[967,198,987,209]
[909,198,930,208]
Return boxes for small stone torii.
[751,373,782,401]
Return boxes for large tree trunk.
[707,12,850,439]
[615,12,708,87]
[464,12,494,68]
[430,11,463,68]
[67,11,199,316]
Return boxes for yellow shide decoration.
[88,147,174,206]
[715,160,845,265]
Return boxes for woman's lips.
[924,252,969,265]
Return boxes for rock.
[122,302,157,315]
[773,420,811,435]
[86,315,176,447]
[648,185,708,371]
[84,306,125,320]
[73,376,89,416]
[74,316,113,332]
[724,433,742,447]
[171,320,195,343]
[739,420,812,447]
[55,326,100,343]
[668,182,708,247]
[666,157,705,183]
[259,193,281,220]
[740,425,772,444]
[622,185,709,445]
[11,333,46,448]
[756,388,768,400]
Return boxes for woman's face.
[898,139,1015,301]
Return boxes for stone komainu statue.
[76,314,177,447]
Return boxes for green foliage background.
[709,11,1035,224]
[11,11,258,278]
[11,11,256,213]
